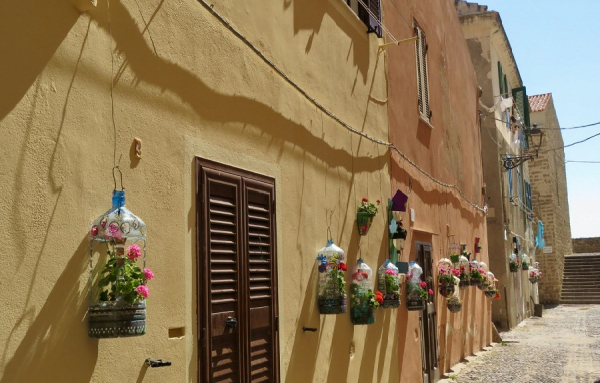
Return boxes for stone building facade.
[572,237,600,254]
[528,94,573,303]
[458,2,537,330]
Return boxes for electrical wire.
[565,160,600,164]
[541,131,600,153]
[197,0,486,213]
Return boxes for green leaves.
[95,245,146,303]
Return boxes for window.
[347,0,382,37]
[507,158,513,202]
[196,158,279,383]
[414,22,431,122]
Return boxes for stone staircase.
[561,253,600,304]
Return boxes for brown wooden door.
[417,242,439,383]
[197,159,279,383]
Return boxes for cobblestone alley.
[440,305,600,383]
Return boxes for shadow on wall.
[0,0,80,120]
[287,0,370,82]
[1,237,98,383]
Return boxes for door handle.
[225,316,238,329]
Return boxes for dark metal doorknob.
[226,317,237,329]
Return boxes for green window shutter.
[512,86,530,128]
[497,62,504,96]
[503,75,508,99]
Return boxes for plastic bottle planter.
[316,241,347,314]
[350,260,379,325]
[469,259,483,287]
[529,268,542,284]
[509,253,521,272]
[476,262,489,291]
[484,272,498,298]
[449,242,461,264]
[89,190,151,338]
[446,295,462,313]
[458,256,470,290]
[406,261,427,311]
[522,254,530,270]
[437,258,457,298]
[378,260,402,308]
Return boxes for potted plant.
[529,269,542,284]
[317,241,347,314]
[509,257,521,272]
[458,256,470,290]
[377,260,402,308]
[350,260,379,325]
[469,266,485,287]
[484,287,498,298]
[447,295,462,313]
[357,198,380,235]
[522,254,530,270]
[437,259,458,298]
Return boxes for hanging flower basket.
[447,296,462,313]
[438,282,455,298]
[356,198,379,236]
[406,261,430,311]
[477,280,491,291]
[88,190,152,339]
[350,260,380,325]
[450,254,460,264]
[437,259,458,298]
[378,260,402,309]
[459,280,470,290]
[458,255,470,289]
[316,241,347,315]
[509,262,520,272]
[484,288,498,299]
[357,212,375,236]
[529,268,542,284]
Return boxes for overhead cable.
[197,0,486,213]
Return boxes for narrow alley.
[441,305,600,383]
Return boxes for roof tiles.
[529,93,552,113]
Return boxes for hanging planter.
[406,261,431,311]
[458,255,470,290]
[469,259,485,287]
[449,242,461,264]
[475,237,482,254]
[522,254,530,270]
[476,262,489,291]
[446,295,463,313]
[316,241,347,314]
[89,190,152,338]
[437,258,458,298]
[377,260,403,308]
[391,189,409,222]
[529,267,542,284]
[350,260,380,325]
[356,198,380,236]
[509,253,521,272]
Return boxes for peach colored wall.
[384,0,492,379]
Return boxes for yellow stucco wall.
[0,0,398,382]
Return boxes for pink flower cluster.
[144,268,155,280]
[136,285,149,298]
[451,269,461,277]
[127,244,142,261]
[419,281,427,289]
[385,269,398,276]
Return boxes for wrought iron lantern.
[501,125,544,170]
[350,259,378,325]
[89,189,150,338]
[316,241,347,314]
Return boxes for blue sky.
[482,0,600,239]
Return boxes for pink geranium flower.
[428,289,433,295]
[144,268,155,280]
[127,244,142,261]
[419,281,427,289]
[136,285,149,299]
[385,269,398,276]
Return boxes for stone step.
[561,288,600,293]
[564,260,600,265]
[561,300,600,304]
[560,293,600,299]
[563,268,600,273]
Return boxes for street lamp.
[501,124,544,170]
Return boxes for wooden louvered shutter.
[244,179,278,382]
[414,23,430,121]
[199,168,243,383]
[358,0,382,38]
[197,159,279,383]
[512,86,530,128]
[498,61,504,96]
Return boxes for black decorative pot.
[318,295,347,314]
